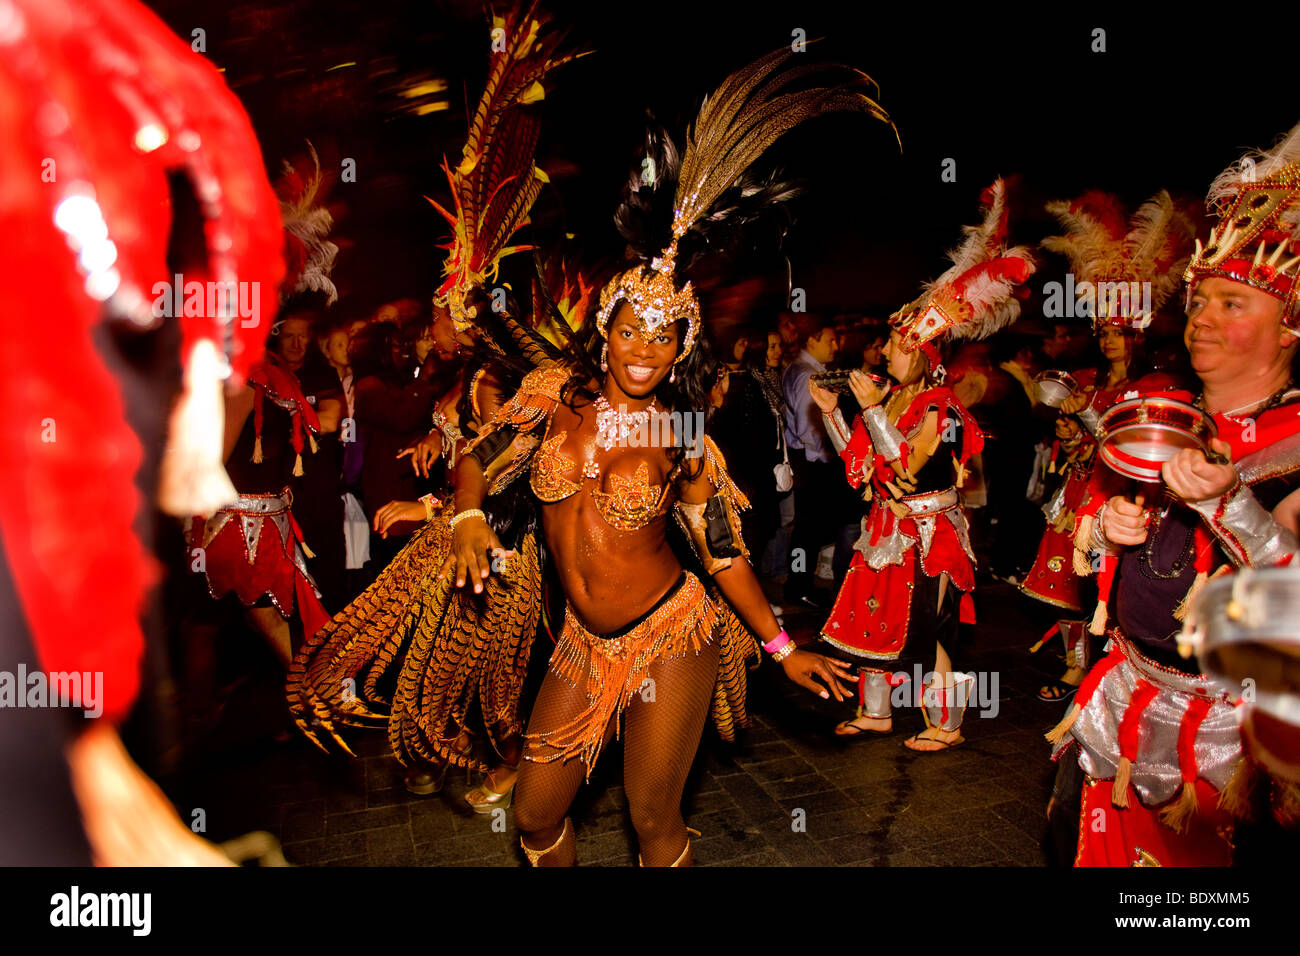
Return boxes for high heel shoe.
[403,760,450,796]
[465,766,517,814]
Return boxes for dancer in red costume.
[0,0,284,863]
[185,149,342,667]
[815,181,1036,751]
[1048,123,1300,866]
[1024,191,1195,701]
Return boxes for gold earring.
[600,342,608,372]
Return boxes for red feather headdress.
[427,1,584,329]
[892,179,1038,367]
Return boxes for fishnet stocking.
[515,634,721,866]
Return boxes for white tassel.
[158,339,237,519]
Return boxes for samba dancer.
[288,2,580,804]
[448,50,891,866]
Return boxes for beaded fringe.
[527,574,716,776]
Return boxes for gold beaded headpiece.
[597,46,894,371]
[1184,123,1300,333]
[1043,190,1196,333]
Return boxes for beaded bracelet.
[419,493,439,522]
[449,508,486,530]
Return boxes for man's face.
[323,330,350,368]
[1043,325,1070,360]
[806,327,837,364]
[863,336,886,368]
[778,314,797,345]
[277,317,312,368]
[1185,277,1293,388]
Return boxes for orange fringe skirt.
[525,572,717,775]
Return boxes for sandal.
[465,766,517,814]
[834,714,892,737]
[1037,679,1079,703]
[403,761,450,796]
[903,730,965,752]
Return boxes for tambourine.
[1097,395,1222,483]
[1033,370,1080,409]
[1182,568,1300,782]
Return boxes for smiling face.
[766,332,782,368]
[604,300,679,403]
[1185,276,1294,388]
[863,335,886,369]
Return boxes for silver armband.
[862,405,905,463]
[822,408,853,454]
[1076,405,1101,438]
[1188,481,1300,568]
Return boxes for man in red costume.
[1050,123,1300,865]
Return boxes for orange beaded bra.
[529,427,672,531]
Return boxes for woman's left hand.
[781,649,857,701]
[1163,438,1237,502]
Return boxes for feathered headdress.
[1043,189,1196,330]
[596,47,894,373]
[1186,122,1300,333]
[427,1,583,329]
[891,179,1037,369]
[277,141,339,305]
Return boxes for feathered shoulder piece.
[597,47,894,368]
[1042,188,1196,329]
[277,141,339,305]
[427,1,583,329]
[1186,122,1300,331]
[892,179,1037,358]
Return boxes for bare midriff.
[536,400,684,636]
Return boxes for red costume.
[1050,126,1300,866]
[819,180,1036,735]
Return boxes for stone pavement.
[162,580,1077,866]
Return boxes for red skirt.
[1020,523,1083,612]
[1074,777,1232,866]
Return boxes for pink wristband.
[763,629,792,655]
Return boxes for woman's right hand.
[449,513,509,593]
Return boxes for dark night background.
[148,0,1292,330]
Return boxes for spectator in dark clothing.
[711,324,788,564]
[350,320,453,571]
[274,309,348,613]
